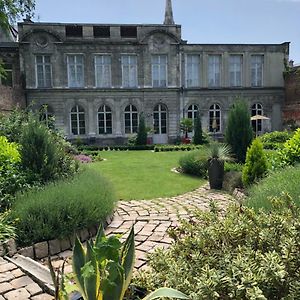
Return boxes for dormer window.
[93,26,110,38]
[120,26,137,38]
[66,25,83,37]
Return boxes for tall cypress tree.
[135,113,147,145]
[225,99,253,163]
[193,113,204,145]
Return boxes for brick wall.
[283,66,300,124]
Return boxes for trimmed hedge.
[154,145,204,152]
[259,131,292,150]
[11,167,116,246]
[77,145,155,151]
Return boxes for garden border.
[0,215,114,259]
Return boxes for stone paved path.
[0,257,52,300]
[46,184,233,271]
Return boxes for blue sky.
[34,0,300,63]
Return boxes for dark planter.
[208,158,224,190]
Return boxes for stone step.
[5,255,55,296]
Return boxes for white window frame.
[67,54,84,88]
[94,54,112,88]
[229,54,243,87]
[121,55,138,88]
[124,104,138,134]
[208,55,221,87]
[187,104,199,121]
[185,54,200,87]
[70,105,86,135]
[251,55,264,87]
[152,55,168,88]
[35,55,52,88]
[251,103,263,133]
[209,104,222,133]
[98,105,112,134]
[153,104,168,134]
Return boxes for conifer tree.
[193,113,204,145]
[135,114,147,145]
[242,138,268,186]
[225,99,253,163]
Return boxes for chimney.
[164,0,175,25]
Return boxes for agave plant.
[49,225,189,300]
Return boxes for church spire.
[164,0,175,25]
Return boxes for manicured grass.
[88,151,204,200]
[11,167,116,246]
[246,166,300,211]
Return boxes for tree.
[180,118,193,139]
[135,113,147,145]
[242,138,268,186]
[225,99,253,163]
[193,113,204,145]
[0,0,35,32]
[0,0,35,78]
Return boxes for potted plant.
[207,142,232,189]
[180,118,193,144]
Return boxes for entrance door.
[153,104,168,144]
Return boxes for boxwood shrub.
[136,196,300,299]
[11,166,116,246]
[259,131,292,150]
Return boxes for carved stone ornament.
[35,35,48,47]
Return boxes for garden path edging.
[0,214,114,260]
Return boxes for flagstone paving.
[0,184,233,299]
[0,257,53,300]
[44,184,233,272]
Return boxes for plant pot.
[208,158,224,190]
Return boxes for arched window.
[187,104,199,120]
[70,105,85,135]
[209,104,221,132]
[39,104,54,128]
[251,103,263,133]
[124,105,138,134]
[98,105,112,134]
[153,104,167,134]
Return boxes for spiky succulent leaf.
[120,226,135,296]
[72,236,87,299]
[94,224,105,247]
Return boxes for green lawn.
[88,151,204,200]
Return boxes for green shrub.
[246,166,300,211]
[178,150,208,177]
[136,196,300,299]
[224,161,243,172]
[279,128,300,166]
[0,212,16,243]
[0,136,27,210]
[225,100,253,163]
[242,139,268,186]
[223,171,243,193]
[20,118,76,183]
[136,114,148,145]
[11,167,116,246]
[193,113,204,145]
[259,131,292,150]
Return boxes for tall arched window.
[209,104,221,132]
[251,103,263,133]
[187,104,199,120]
[39,104,54,128]
[124,105,138,134]
[98,105,112,134]
[153,104,167,134]
[70,105,85,135]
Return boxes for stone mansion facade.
[0,0,289,144]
